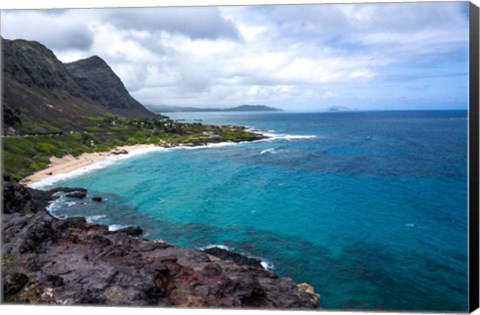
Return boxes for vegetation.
[3,114,264,180]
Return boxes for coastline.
[17,130,320,189]
[16,127,326,191]
[19,144,160,187]
[3,175,320,307]
[19,134,269,188]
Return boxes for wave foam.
[261,132,318,142]
[28,146,167,190]
[108,224,128,231]
[85,215,107,224]
[200,244,233,251]
[260,260,275,271]
[177,142,238,150]
[260,148,277,155]
[284,135,317,139]
[46,197,68,219]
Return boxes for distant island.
[147,104,282,113]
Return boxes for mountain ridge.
[2,38,153,135]
[65,56,153,118]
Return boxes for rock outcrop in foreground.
[2,177,320,308]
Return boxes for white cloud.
[1,2,469,110]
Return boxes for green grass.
[3,134,94,180]
[3,115,264,181]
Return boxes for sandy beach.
[19,144,159,186]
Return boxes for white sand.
[20,144,159,187]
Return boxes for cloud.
[102,7,240,40]
[0,2,469,110]
[225,2,468,63]
[1,10,94,51]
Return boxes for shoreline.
[19,135,269,188]
[4,176,320,307]
[19,144,161,187]
[18,129,321,188]
[17,129,320,189]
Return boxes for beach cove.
[20,144,160,186]
[4,127,326,307]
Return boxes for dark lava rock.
[3,177,33,214]
[47,274,64,287]
[111,149,128,155]
[65,191,87,198]
[202,263,222,278]
[55,217,88,231]
[203,247,264,269]
[2,179,320,308]
[91,196,102,202]
[106,226,143,237]
[51,187,88,194]
[3,174,57,215]
[27,188,58,211]
[3,272,29,295]
[18,216,55,253]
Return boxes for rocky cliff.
[2,177,320,308]
[65,56,153,118]
[2,38,153,135]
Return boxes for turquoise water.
[45,111,468,311]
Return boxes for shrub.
[37,142,57,155]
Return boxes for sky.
[0,1,471,111]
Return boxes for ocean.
[39,110,468,311]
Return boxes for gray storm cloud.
[1,10,94,51]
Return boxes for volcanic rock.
[106,226,143,237]
[65,191,87,198]
[91,196,102,202]
[2,179,320,308]
[203,247,264,269]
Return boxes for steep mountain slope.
[2,40,80,94]
[2,38,106,134]
[2,38,153,135]
[65,56,153,118]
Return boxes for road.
[2,133,64,138]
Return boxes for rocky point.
[2,174,320,308]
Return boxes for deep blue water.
[45,111,468,311]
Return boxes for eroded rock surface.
[2,179,320,308]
